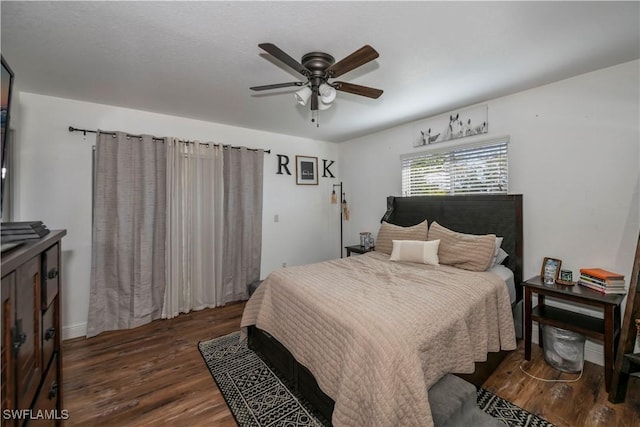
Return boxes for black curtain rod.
[68,126,271,154]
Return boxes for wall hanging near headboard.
[413,104,488,147]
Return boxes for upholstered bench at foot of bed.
[429,374,503,427]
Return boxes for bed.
[241,194,523,426]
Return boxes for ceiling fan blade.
[326,45,379,78]
[334,82,383,99]
[250,82,304,91]
[259,43,310,77]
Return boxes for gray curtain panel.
[86,131,167,337]
[222,147,264,303]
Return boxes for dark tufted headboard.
[381,194,523,302]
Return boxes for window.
[401,137,508,196]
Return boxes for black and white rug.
[199,332,555,427]
[477,389,555,427]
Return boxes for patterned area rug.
[477,389,555,427]
[199,332,555,427]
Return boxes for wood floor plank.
[63,302,639,426]
[483,341,640,427]
[63,302,244,426]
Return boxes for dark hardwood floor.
[63,302,244,426]
[483,344,639,427]
[63,302,639,426]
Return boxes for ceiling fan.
[250,43,383,117]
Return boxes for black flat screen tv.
[1,55,15,219]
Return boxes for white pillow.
[492,237,504,266]
[390,239,440,266]
[493,248,509,267]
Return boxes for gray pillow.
[375,220,428,255]
[427,222,496,271]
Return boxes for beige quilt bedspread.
[241,251,516,427]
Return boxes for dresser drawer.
[41,302,57,370]
[15,256,42,411]
[41,244,59,309]
[28,355,59,427]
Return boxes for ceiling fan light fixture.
[294,86,312,106]
[252,44,382,125]
[319,83,337,104]
[318,99,333,110]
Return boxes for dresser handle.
[45,327,56,340]
[12,332,26,353]
[47,268,59,279]
[48,381,58,400]
[12,320,27,354]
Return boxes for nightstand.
[345,245,374,257]
[522,275,624,391]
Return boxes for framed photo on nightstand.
[541,257,562,283]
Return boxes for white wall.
[11,60,639,362]
[339,60,640,365]
[12,93,340,339]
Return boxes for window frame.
[401,136,509,197]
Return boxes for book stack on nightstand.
[578,268,626,295]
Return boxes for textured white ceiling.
[1,1,638,142]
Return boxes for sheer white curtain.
[163,139,224,318]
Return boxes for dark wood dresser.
[1,230,66,426]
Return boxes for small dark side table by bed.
[522,275,624,391]
[344,245,374,257]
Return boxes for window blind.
[401,137,508,196]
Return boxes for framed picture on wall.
[295,155,318,185]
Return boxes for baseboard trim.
[532,324,604,367]
[63,322,87,341]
